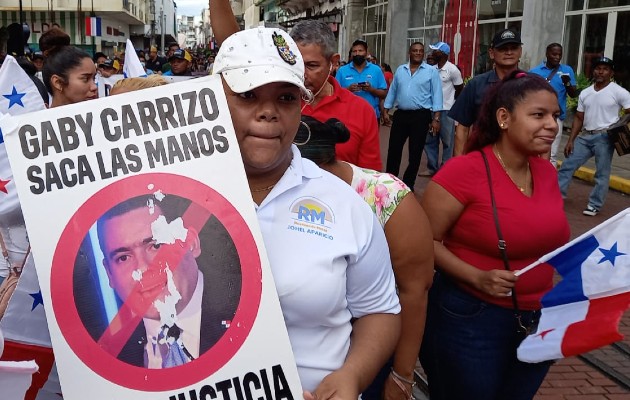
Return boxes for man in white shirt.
[422,42,463,175]
[96,194,240,367]
[557,57,630,216]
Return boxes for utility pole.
[160,1,165,56]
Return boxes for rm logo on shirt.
[290,197,334,226]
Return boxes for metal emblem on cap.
[501,30,515,39]
[272,32,297,65]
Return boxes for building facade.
[235,0,630,90]
[0,0,177,56]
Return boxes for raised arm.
[210,0,240,45]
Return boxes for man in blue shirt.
[530,43,577,166]
[449,28,522,155]
[335,39,388,120]
[383,42,443,190]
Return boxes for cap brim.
[493,40,522,48]
[220,64,310,97]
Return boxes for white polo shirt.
[255,146,400,392]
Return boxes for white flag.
[0,55,60,400]
[123,39,148,78]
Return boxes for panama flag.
[0,56,59,399]
[123,39,148,78]
[517,208,630,363]
[85,16,102,37]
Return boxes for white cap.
[214,27,310,98]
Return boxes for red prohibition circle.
[51,173,262,391]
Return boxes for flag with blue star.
[0,55,46,116]
[0,55,57,399]
[0,55,46,216]
[517,208,630,363]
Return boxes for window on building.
[475,0,523,74]
[589,0,630,9]
[613,11,630,90]
[363,0,388,62]
[567,0,585,11]
[563,3,630,89]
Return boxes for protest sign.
[0,75,302,400]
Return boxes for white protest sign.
[1,75,302,400]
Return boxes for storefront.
[373,0,630,88]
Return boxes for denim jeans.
[557,132,614,210]
[419,273,552,400]
[424,113,456,173]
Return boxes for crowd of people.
[0,3,628,399]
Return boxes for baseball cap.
[429,42,450,55]
[32,51,44,60]
[592,56,614,70]
[491,28,522,48]
[214,27,310,98]
[169,49,192,62]
[351,38,368,49]
[98,58,120,70]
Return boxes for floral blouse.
[348,163,411,227]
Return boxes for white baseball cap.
[214,27,311,98]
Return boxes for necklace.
[251,183,276,193]
[493,145,530,193]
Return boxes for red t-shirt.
[302,77,382,171]
[384,71,393,88]
[433,146,570,309]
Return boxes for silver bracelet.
[390,368,416,387]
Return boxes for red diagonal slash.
[97,201,211,357]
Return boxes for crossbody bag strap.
[480,151,529,333]
[545,65,560,82]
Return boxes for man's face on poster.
[100,204,201,320]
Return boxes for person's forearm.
[391,290,428,379]
[434,240,482,288]
[569,114,584,142]
[210,0,240,45]
[453,124,469,156]
[345,313,401,391]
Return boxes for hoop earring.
[294,121,311,146]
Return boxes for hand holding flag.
[517,208,630,363]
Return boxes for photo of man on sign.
[73,193,242,369]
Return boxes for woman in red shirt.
[419,71,570,400]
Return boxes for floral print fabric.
[348,163,411,228]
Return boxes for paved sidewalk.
[558,133,630,195]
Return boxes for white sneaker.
[583,206,599,216]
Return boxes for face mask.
[352,55,365,65]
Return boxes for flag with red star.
[517,208,630,363]
[0,55,57,400]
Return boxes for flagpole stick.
[514,260,542,277]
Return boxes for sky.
[176,0,208,17]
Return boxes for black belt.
[582,129,608,135]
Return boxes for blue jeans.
[424,113,456,172]
[419,273,552,400]
[557,133,614,210]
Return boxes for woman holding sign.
[214,28,401,399]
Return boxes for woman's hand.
[473,269,518,297]
[304,369,361,400]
